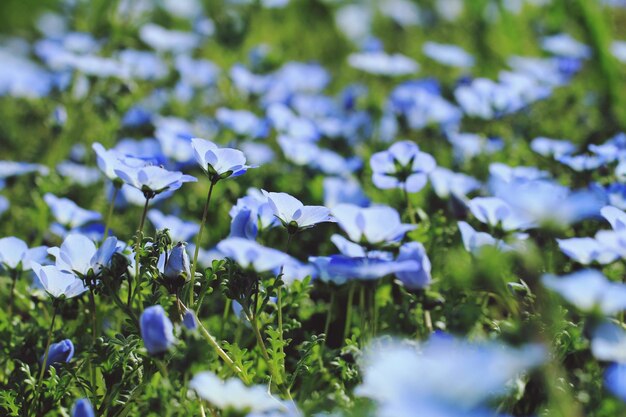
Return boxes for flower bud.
[72,398,95,417]
[164,242,191,282]
[182,310,197,331]
[41,339,74,368]
[140,305,175,355]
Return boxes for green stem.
[403,187,417,225]
[277,234,293,372]
[102,185,119,241]
[190,181,216,307]
[178,299,248,384]
[88,288,98,404]
[133,197,151,305]
[220,298,231,338]
[343,283,355,341]
[7,269,20,319]
[32,308,57,416]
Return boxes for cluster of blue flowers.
[3,0,626,416]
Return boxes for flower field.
[2,0,626,416]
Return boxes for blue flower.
[591,322,626,363]
[41,339,74,368]
[355,336,545,415]
[161,242,191,281]
[56,161,101,186]
[140,305,176,355]
[493,179,604,226]
[0,237,48,271]
[148,209,200,242]
[422,42,474,68]
[31,263,88,299]
[331,204,415,247]
[370,141,436,193]
[309,255,418,285]
[217,237,289,272]
[556,237,617,265]
[263,190,334,233]
[0,161,49,180]
[48,234,118,276]
[191,138,252,182]
[182,310,197,331]
[530,137,576,158]
[323,177,370,208]
[229,189,279,238]
[542,269,626,315]
[215,108,269,138]
[602,206,626,231]
[468,197,535,231]
[139,23,199,54]
[605,363,626,402]
[395,242,431,290]
[114,165,196,199]
[44,193,101,231]
[348,51,419,76]
[429,167,480,199]
[457,221,520,254]
[72,398,95,417]
[541,33,591,59]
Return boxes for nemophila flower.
[152,116,197,165]
[140,305,175,355]
[493,179,604,226]
[422,41,474,68]
[31,263,87,298]
[280,257,318,285]
[541,33,591,59]
[240,142,275,166]
[41,339,74,368]
[56,161,100,186]
[182,310,197,331]
[530,137,576,158]
[395,242,431,290]
[263,190,334,233]
[323,176,370,208]
[309,255,417,285]
[148,209,199,242]
[48,234,118,276]
[454,78,514,119]
[603,183,626,210]
[139,23,199,54]
[468,197,535,231]
[602,206,626,231]
[557,153,607,172]
[0,237,48,271]
[387,83,462,131]
[594,229,626,259]
[114,165,196,199]
[0,161,49,179]
[191,138,252,183]
[160,242,191,282]
[175,55,219,89]
[429,167,481,199]
[117,49,168,81]
[92,142,147,183]
[229,189,278,240]
[542,270,626,315]
[348,51,419,76]
[332,204,415,247]
[190,371,285,413]
[72,398,95,417]
[488,162,550,185]
[370,141,436,193]
[457,221,523,254]
[556,237,618,265]
[591,322,626,363]
[605,363,626,402]
[44,193,101,230]
[215,108,269,138]
[447,132,504,162]
[355,336,545,416]
[217,237,289,272]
